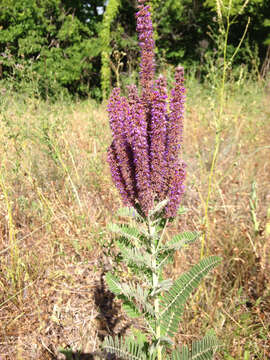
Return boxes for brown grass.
[0,80,269,359]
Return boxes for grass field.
[0,77,269,359]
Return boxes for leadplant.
[103,0,221,358]
[103,203,221,359]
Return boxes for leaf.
[122,301,142,318]
[171,333,219,360]
[178,206,188,215]
[171,346,189,360]
[117,242,153,270]
[161,256,221,314]
[103,335,147,360]
[160,256,221,338]
[108,223,143,245]
[122,282,155,316]
[117,206,143,220]
[148,198,169,217]
[150,279,173,296]
[162,231,199,252]
[105,272,124,296]
[106,273,154,317]
[157,336,174,346]
[160,305,183,338]
[190,333,219,359]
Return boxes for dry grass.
[0,79,269,359]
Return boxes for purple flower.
[165,162,186,218]
[164,66,186,216]
[166,67,185,168]
[107,88,137,206]
[107,1,186,218]
[127,85,153,215]
[107,142,133,206]
[136,0,155,105]
[150,76,168,197]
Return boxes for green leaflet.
[160,231,199,252]
[150,279,173,296]
[171,333,219,360]
[103,336,147,360]
[117,206,143,221]
[171,345,189,360]
[108,222,144,245]
[105,272,123,296]
[103,336,159,360]
[122,301,142,318]
[105,272,154,316]
[160,256,221,338]
[117,241,153,271]
[148,198,169,217]
[190,334,219,359]
[160,305,183,338]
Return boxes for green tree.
[0,0,102,98]
[100,0,121,99]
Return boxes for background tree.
[100,0,121,99]
[0,0,269,99]
[0,0,102,98]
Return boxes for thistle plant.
[103,1,221,359]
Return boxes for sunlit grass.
[0,79,269,358]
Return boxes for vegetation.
[0,0,270,99]
[0,74,269,359]
[0,0,269,359]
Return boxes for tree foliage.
[0,0,269,99]
[0,0,102,98]
[100,0,121,99]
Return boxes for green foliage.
[160,257,221,338]
[100,0,121,99]
[103,201,221,359]
[0,0,102,98]
[0,0,270,98]
[264,19,270,45]
[204,0,264,16]
[103,335,157,360]
[172,333,219,360]
[151,0,190,63]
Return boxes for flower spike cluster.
[107,0,186,218]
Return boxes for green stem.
[148,219,162,360]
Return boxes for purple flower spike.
[166,66,185,172]
[107,88,136,204]
[107,1,186,218]
[107,142,133,207]
[136,0,155,104]
[150,76,168,197]
[127,85,153,215]
[165,162,186,218]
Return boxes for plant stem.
[149,218,162,359]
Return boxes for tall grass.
[200,0,250,259]
[0,75,269,358]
